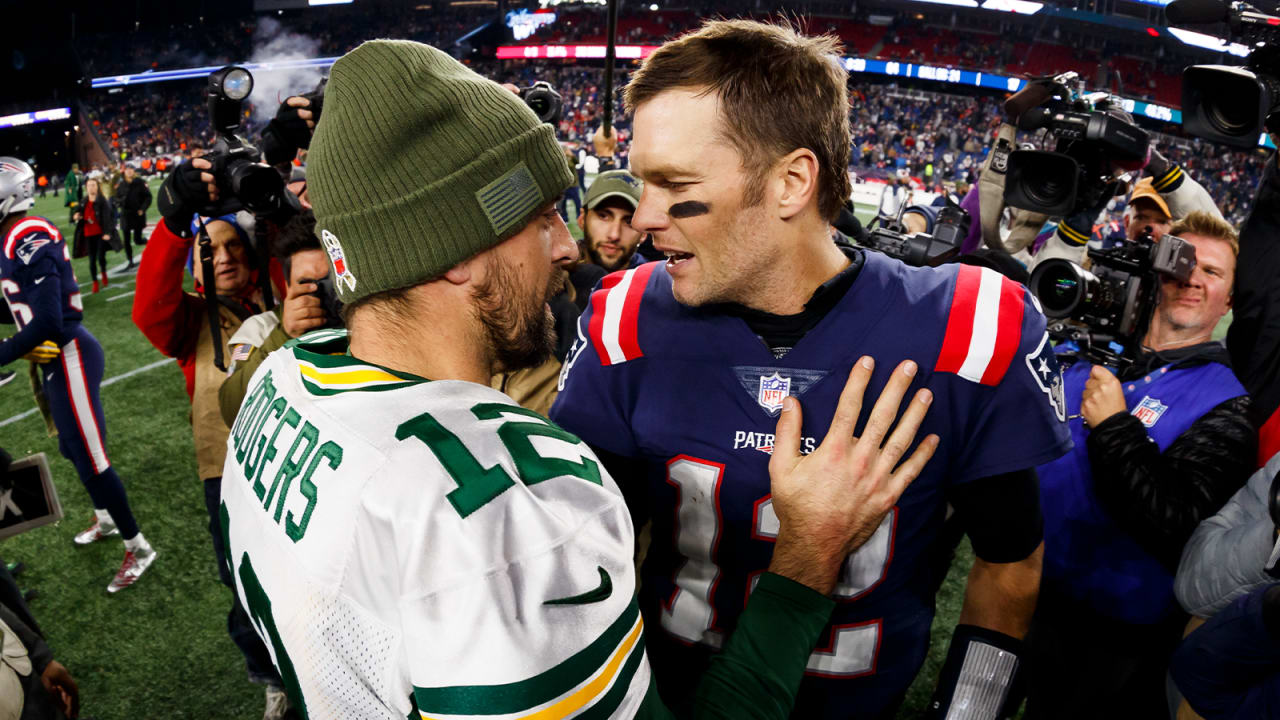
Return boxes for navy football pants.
[40,325,139,539]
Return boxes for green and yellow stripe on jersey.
[414,598,647,720]
[289,332,426,396]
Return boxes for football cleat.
[74,516,119,545]
[107,545,156,593]
[263,685,291,720]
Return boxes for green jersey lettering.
[244,398,287,484]
[286,440,342,542]
[272,421,320,524]
[257,407,302,505]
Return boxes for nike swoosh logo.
[544,566,613,606]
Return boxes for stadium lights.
[913,0,979,7]
[0,107,72,130]
[91,56,339,89]
[980,0,1043,14]
[1167,27,1251,57]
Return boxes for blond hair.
[1170,210,1239,257]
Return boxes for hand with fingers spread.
[766,356,941,595]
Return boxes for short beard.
[472,253,557,374]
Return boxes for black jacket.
[120,176,151,217]
[1230,159,1280,463]
[1088,342,1256,572]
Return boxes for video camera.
[1028,230,1197,368]
[860,197,971,267]
[1168,0,1280,148]
[1003,72,1150,218]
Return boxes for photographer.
[218,208,336,427]
[130,185,288,715]
[1027,211,1255,718]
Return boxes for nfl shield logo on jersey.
[322,229,357,293]
[1132,395,1168,428]
[1025,332,1067,422]
[757,373,791,416]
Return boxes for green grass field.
[0,189,974,718]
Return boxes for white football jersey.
[221,329,650,720]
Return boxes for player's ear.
[443,257,474,285]
[775,148,818,221]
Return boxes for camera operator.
[218,208,336,427]
[129,177,289,716]
[978,76,1224,266]
[1027,211,1255,718]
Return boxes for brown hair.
[1170,210,1239,258]
[624,19,852,221]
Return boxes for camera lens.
[222,68,254,101]
[1030,259,1094,318]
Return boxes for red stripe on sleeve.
[934,264,981,374]
[587,270,629,366]
[616,262,658,362]
[979,278,1027,386]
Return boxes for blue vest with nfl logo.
[1038,355,1246,624]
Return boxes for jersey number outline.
[1,279,32,327]
[396,403,602,519]
[662,456,895,678]
[221,501,310,718]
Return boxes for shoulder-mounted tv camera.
[1028,229,1197,368]
[1168,0,1280,147]
[1003,72,1149,218]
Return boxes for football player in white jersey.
[214,40,938,719]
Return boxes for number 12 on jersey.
[661,456,895,678]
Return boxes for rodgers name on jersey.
[220,330,651,720]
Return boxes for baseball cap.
[585,170,643,210]
[1128,177,1172,219]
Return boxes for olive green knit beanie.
[308,39,573,305]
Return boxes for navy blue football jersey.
[1,215,83,333]
[550,252,1072,718]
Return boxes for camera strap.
[255,219,276,312]
[195,216,227,372]
[979,123,1052,255]
[978,122,1017,249]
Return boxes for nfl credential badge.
[1132,396,1168,428]
[1025,332,1066,422]
[757,373,792,415]
[322,229,357,293]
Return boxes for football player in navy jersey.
[550,21,1072,720]
[0,157,156,593]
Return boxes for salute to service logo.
[322,229,357,293]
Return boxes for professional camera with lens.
[303,275,345,330]
[1028,230,1197,367]
[1168,0,1280,148]
[205,66,298,219]
[1003,73,1150,218]
[519,81,563,124]
[860,199,971,267]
